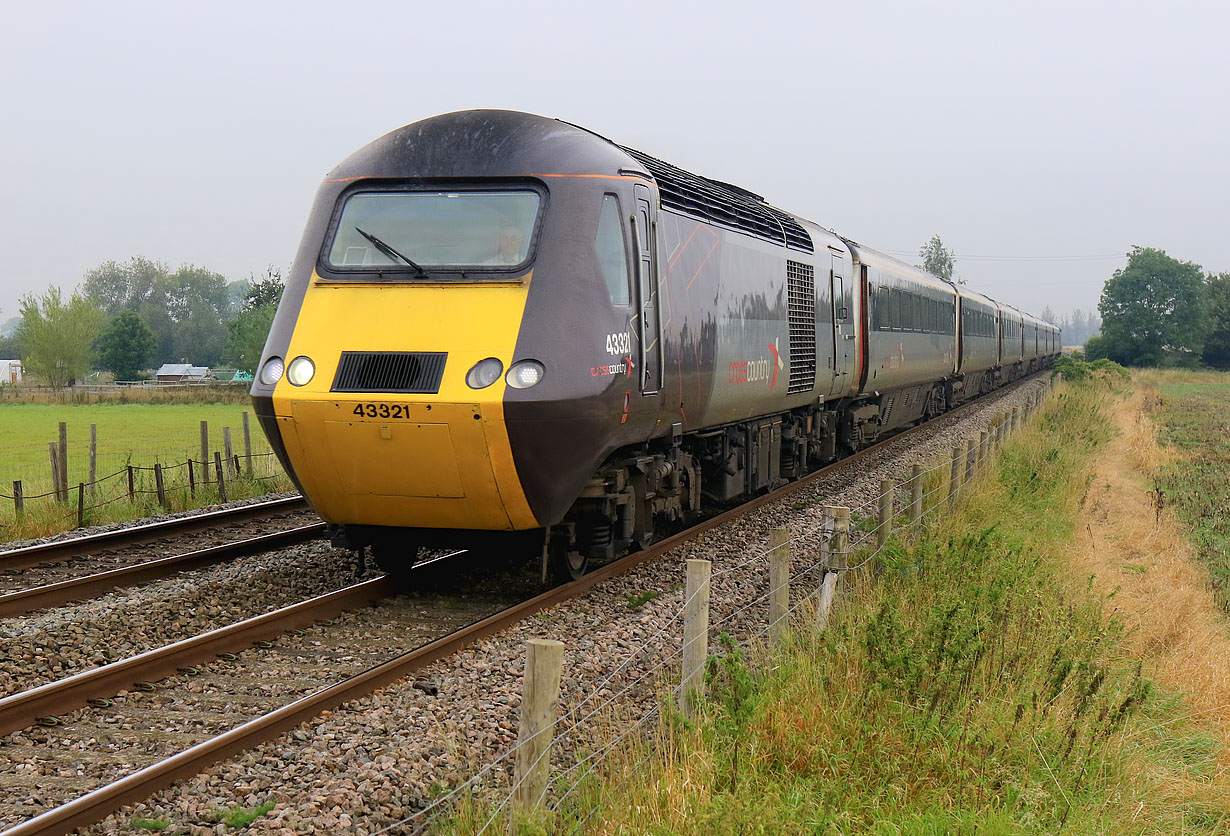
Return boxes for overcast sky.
[2,0,1224,328]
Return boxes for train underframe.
[336,361,1052,583]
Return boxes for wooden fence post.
[214,452,227,502]
[188,460,196,497]
[817,571,837,631]
[49,442,61,503]
[978,431,989,472]
[154,464,168,511]
[876,478,894,551]
[77,483,85,527]
[512,638,565,823]
[127,466,135,501]
[965,438,976,486]
[831,506,850,595]
[88,424,97,497]
[948,445,962,511]
[909,463,923,525]
[768,527,790,646]
[13,481,23,519]
[224,427,236,479]
[681,558,711,721]
[242,411,254,477]
[200,421,210,483]
[58,421,68,503]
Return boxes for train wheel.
[550,536,589,583]
[371,540,419,590]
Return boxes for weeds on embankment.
[449,380,1229,835]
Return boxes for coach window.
[595,194,630,306]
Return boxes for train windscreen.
[324,190,541,275]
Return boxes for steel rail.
[0,523,327,619]
[0,496,310,572]
[0,373,1044,836]
[0,576,395,737]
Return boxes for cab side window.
[595,194,630,306]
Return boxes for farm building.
[0,360,22,384]
[155,363,209,383]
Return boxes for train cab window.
[323,188,542,277]
[595,194,630,306]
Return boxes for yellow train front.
[251,110,658,578]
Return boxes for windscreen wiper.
[354,227,426,276]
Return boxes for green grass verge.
[436,381,1230,835]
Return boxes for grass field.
[0,401,290,541]
[1136,369,1230,612]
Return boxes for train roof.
[327,110,635,182]
[331,109,820,255]
[842,242,957,295]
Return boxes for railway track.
[0,524,326,619]
[0,495,312,576]
[0,375,1048,836]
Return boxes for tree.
[918,235,959,283]
[244,266,285,309]
[1040,305,1058,325]
[223,267,284,371]
[1202,272,1230,369]
[16,287,105,387]
[80,256,237,365]
[1097,246,1208,367]
[97,310,157,380]
[224,305,277,371]
[81,256,168,316]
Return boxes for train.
[250,109,1059,582]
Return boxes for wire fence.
[362,379,1055,834]
[0,409,290,536]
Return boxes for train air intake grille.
[618,146,814,253]
[787,261,816,395]
[331,351,447,394]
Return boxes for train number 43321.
[352,403,410,419]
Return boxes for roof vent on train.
[331,351,447,394]
[617,146,814,253]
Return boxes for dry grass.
[1066,382,1230,756]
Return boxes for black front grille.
[331,351,447,394]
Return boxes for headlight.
[287,356,315,386]
[506,360,545,389]
[466,357,504,389]
[259,356,285,385]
